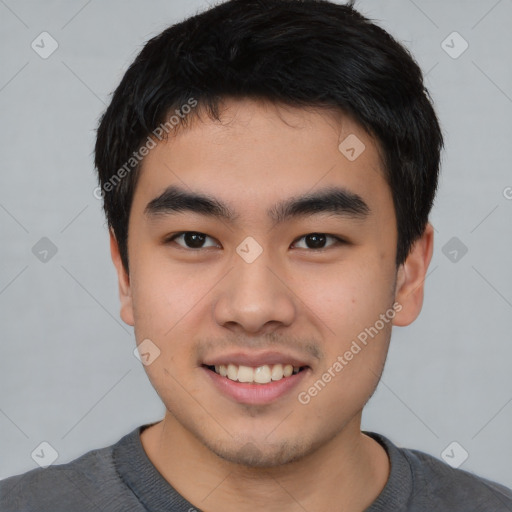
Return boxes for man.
[1,0,511,510]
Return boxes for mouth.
[203,363,308,384]
[201,362,311,405]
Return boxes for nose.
[212,249,297,335]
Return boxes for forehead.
[132,98,391,224]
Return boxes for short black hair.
[95,0,444,273]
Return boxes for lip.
[202,350,312,368]
[203,365,310,405]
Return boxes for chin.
[206,438,311,468]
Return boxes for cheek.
[129,260,215,387]
[130,259,207,336]
[293,260,393,341]
[294,267,393,423]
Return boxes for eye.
[165,231,346,251]
[292,233,345,250]
[166,232,220,250]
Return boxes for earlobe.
[392,223,434,327]
[109,229,135,326]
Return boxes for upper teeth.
[214,363,300,384]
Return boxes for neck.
[140,412,390,512]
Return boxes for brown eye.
[167,232,219,249]
[292,233,344,250]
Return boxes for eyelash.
[164,232,347,251]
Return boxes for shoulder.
[0,435,141,512]
[366,431,512,512]
[403,444,512,511]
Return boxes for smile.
[204,363,306,384]
[202,363,310,405]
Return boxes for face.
[111,98,431,467]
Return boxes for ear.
[392,222,434,326]
[109,228,135,326]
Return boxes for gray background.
[1,0,511,489]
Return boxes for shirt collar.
[113,424,413,512]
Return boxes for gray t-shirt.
[1,423,511,511]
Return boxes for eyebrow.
[144,185,371,226]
